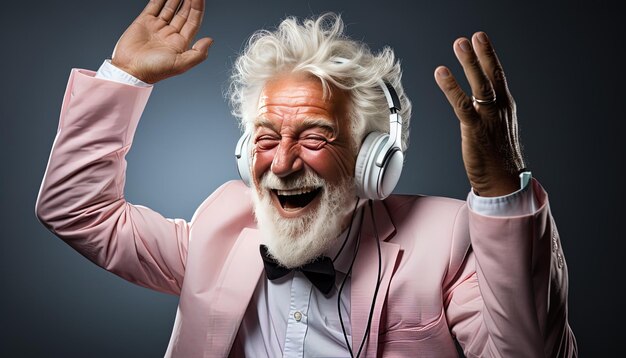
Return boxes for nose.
[271,141,304,178]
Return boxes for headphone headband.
[380,80,402,112]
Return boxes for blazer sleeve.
[443,180,577,357]
[36,69,188,295]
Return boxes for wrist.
[95,60,151,87]
[110,59,142,81]
[471,173,519,197]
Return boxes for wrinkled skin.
[434,32,526,197]
[251,73,356,218]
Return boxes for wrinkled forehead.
[255,73,349,127]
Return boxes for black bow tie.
[259,245,336,294]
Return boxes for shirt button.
[557,252,564,269]
[294,311,302,322]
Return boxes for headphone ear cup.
[235,132,252,187]
[355,132,404,200]
[378,148,403,198]
[355,132,388,199]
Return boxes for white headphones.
[234,76,404,200]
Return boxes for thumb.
[176,37,214,73]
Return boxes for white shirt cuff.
[467,171,539,216]
[94,59,151,87]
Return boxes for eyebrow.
[254,116,337,135]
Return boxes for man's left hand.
[435,32,526,197]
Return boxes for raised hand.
[111,0,213,84]
[435,32,526,197]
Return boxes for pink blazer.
[36,69,577,357]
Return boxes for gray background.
[1,0,621,356]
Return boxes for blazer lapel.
[351,200,400,357]
[206,227,264,357]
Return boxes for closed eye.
[255,135,280,150]
[300,135,328,150]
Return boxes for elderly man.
[36,0,577,357]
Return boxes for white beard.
[252,170,356,269]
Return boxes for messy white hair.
[229,12,412,151]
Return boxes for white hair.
[229,13,412,151]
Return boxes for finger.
[453,38,496,106]
[157,0,183,23]
[175,37,213,72]
[471,32,511,103]
[180,0,205,41]
[434,66,478,124]
[141,0,167,16]
[169,0,192,31]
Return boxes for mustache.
[260,170,326,191]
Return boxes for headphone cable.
[333,199,360,262]
[355,200,383,357]
[338,204,365,357]
[337,199,384,358]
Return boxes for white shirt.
[233,205,363,357]
[94,59,538,357]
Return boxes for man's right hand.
[111,0,212,84]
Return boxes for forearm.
[36,69,151,232]
[468,179,577,357]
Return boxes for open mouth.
[272,187,322,212]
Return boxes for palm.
[112,0,212,84]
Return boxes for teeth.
[276,187,317,196]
